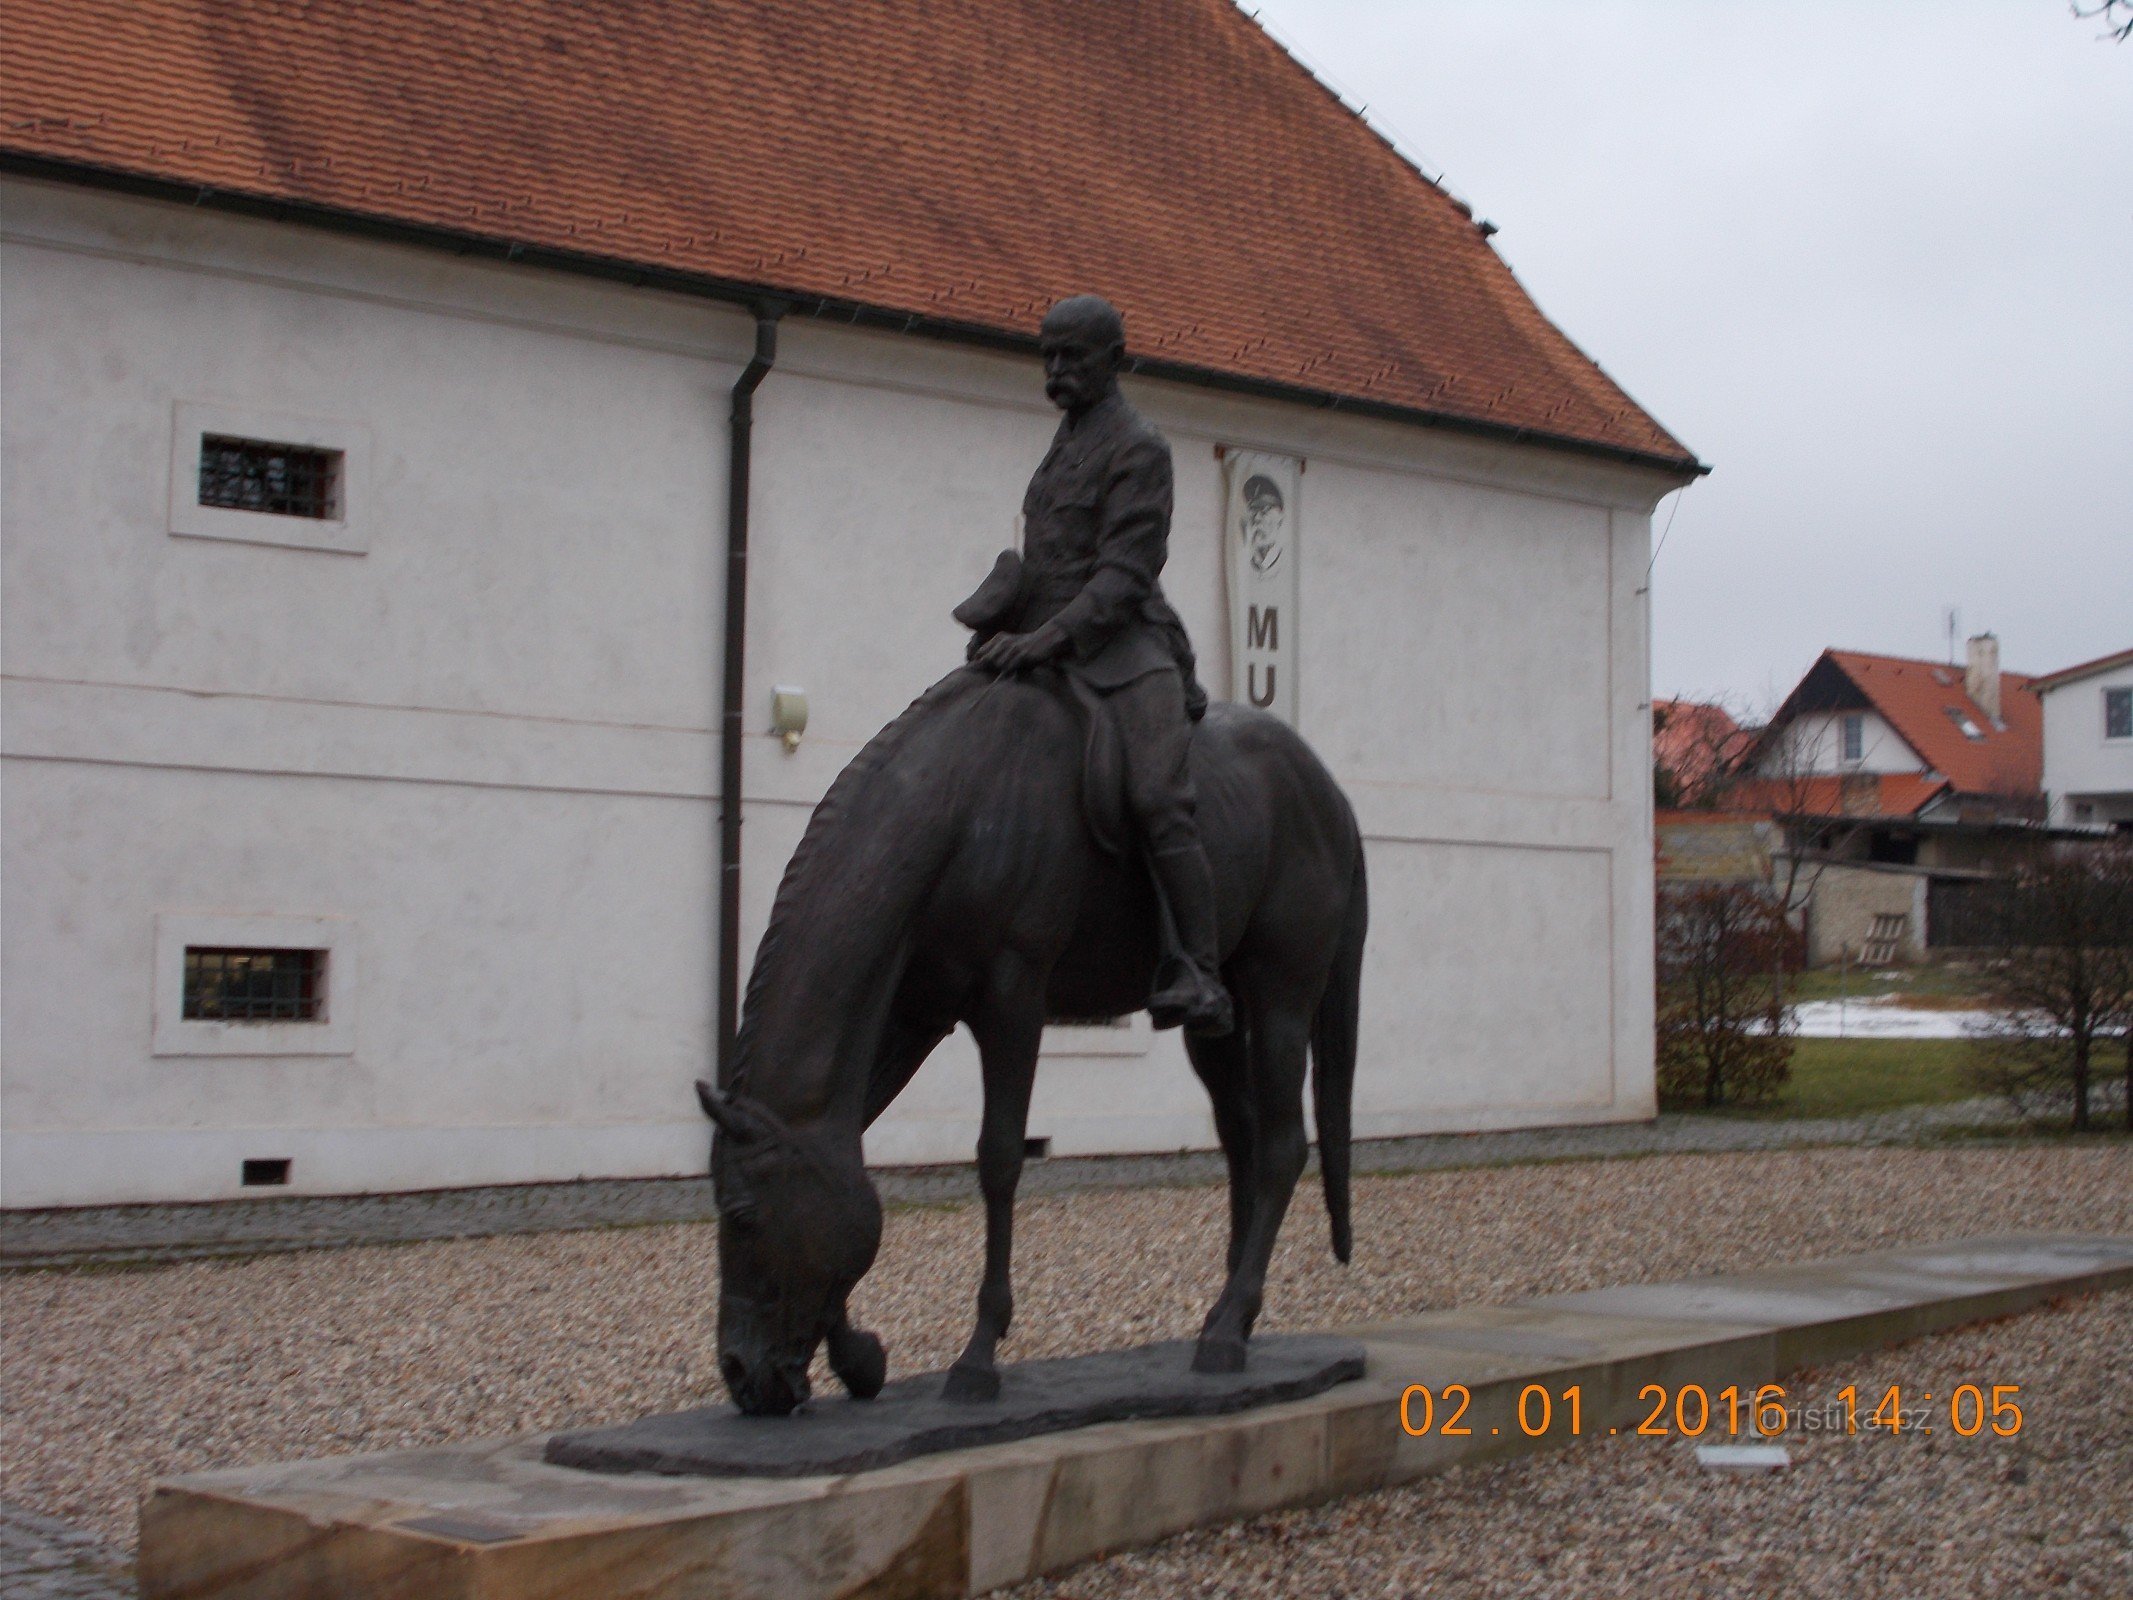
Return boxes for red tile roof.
[0,0,1698,472]
[1727,771,1951,821]
[1653,699,1747,805]
[1821,650,2041,798]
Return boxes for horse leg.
[809,1005,955,1401]
[1185,1024,1255,1277]
[1193,993,1310,1374]
[943,975,1045,1402]
[826,1301,888,1400]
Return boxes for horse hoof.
[1192,1337,1248,1375]
[942,1362,1001,1403]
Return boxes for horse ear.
[696,1079,760,1143]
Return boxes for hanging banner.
[1222,448,1300,725]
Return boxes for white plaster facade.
[2038,657,2133,829]
[1,180,1680,1206]
[1757,709,1920,779]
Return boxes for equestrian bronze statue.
[698,296,1367,1417]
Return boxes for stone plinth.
[140,1232,2133,1599]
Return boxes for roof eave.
[2028,649,2133,694]
[0,150,1709,481]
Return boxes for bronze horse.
[698,666,1365,1415]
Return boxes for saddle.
[1062,670,1131,861]
[955,549,1130,860]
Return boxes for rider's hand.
[975,623,1068,674]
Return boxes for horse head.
[697,1079,885,1416]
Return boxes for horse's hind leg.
[943,972,1046,1403]
[1185,1025,1255,1277]
[1193,991,1311,1374]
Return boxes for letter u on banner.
[1222,449,1301,725]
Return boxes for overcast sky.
[1246,0,2130,708]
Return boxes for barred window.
[182,947,327,1022]
[198,436,340,520]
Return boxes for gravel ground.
[2,1144,2127,1575]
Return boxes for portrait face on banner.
[1222,450,1301,726]
[1240,474,1286,574]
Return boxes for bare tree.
[1656,883,1799,1108]
[2073,1,2133,43]
[1671,694,1845,929]
[1968,844,2133,1132]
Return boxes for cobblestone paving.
[0,1099,2025,1271]
[0,1502,132,1600]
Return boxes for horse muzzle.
[720,1348,814,1416]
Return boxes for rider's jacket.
[1013,390,1200,702]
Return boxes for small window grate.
[183,947,327,1022]
[198,435,339,519]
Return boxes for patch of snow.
[1788,1000,1994,1039]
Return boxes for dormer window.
[1840,713,1864,763]
[1944,707,1985,741]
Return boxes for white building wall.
[2039,661,2133,827]
[1759,709,1920,777]
[1,179,1679,1205]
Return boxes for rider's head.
[1040,295,1126,417]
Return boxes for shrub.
[1967,844,2133,1132]
[1655,883,1799,1108]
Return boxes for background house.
[1651,698,1745,809]
[1686,638,2046,964]
[0,0,1698,1207]
[2032,648,2133,834]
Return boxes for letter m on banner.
[1222,448,1300,725]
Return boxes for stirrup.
[1149,971,1234,1037]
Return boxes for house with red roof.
[0,0,1700,1205]
[2030,648,2133,833]
[1746,637,2042,840]
[1733,636,2046,962]
[1652,699,1748,809]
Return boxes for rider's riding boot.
[1147,844,1235,1037]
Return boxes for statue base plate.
[545,1334,1366,1478]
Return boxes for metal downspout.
[718,305,783,1085]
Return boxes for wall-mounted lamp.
[770,685,809,753]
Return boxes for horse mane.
[730,668,993,1091]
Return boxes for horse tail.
[1311,842,1367,1264]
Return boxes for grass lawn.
[1690,1036,1984,1120]
[1787,964,1988,1006]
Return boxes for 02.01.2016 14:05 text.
[1396,1382,2023,1439]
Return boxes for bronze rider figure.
[958,294,1234,1037]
